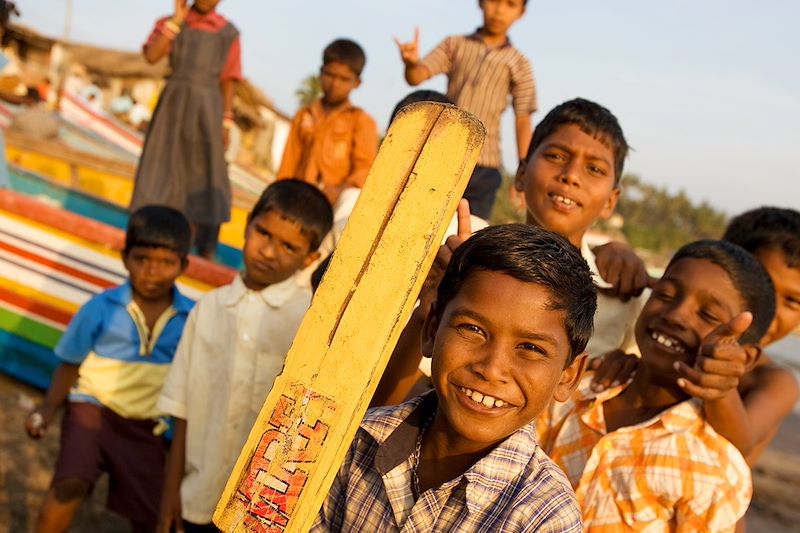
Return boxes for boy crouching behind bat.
[313,224,594,532]
[157,180,333,532]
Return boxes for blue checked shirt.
[312,392,582,532]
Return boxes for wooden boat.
[1,90,274,268]
[0,188,235,389]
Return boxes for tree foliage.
[295,74,322,108]
[599,174,728,253]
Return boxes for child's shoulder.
[485,436,582,528]
[81,282,134,311]
[361,394,429,443]
[658,400,746,466]
[190,275,244,309]
[523,445,580,503]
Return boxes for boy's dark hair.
[250,180,333,252]
[435,224,596,363]
[124,205,191,258]
[666,240,776,345]
[723,207,800,270]
[388,90,453,127]
[526,98,628,184]
[323,39,366,77]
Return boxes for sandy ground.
[1,373,798,532]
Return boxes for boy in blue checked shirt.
[24,206,193,533]
[314,224,593,532]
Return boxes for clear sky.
[20,0,800,216]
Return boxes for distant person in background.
[277,38,378,209]
[131,0,242,260]
[396,0,537,220]
[0,0,19,29]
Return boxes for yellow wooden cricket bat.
[214,102,485,532]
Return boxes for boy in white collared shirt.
[157,180,333,532]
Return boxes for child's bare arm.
[674,313,760,455]
[514,112,532,161]
[143,0,188,64]
[737,362,799,464]
[24,363,80,439]
[157,417,186,533]
[395,28,431,86]
[370,201,472,406]
[370,306,427,407]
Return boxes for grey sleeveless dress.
[130,23,238,226]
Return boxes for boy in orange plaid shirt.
[537,239,776,532]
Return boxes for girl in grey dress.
[132,0,240,259]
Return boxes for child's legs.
[101,407,166,532]
[37,402,105,532]
[36,480,90,533]
[463,166,503,220]
[193,223,220,259]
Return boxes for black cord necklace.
[410,408,437,500]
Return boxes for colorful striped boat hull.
[0,188,235,388]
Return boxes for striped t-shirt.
[55,282,194,420]
[421,30,537,168]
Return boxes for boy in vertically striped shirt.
[396,0,536,220]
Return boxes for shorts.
[53,402,166,527]
[463,166,503,220]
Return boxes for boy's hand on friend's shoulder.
[675,312,755,401]
[395,27,421,66]
[592,241,655,301]
[590,349,639,392]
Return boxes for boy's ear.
[553,352,588,402]
[513,159,527,193]
[598,185,621,220]
[302,250,321,270]
[742,344,763,373]
[420,302,439,359]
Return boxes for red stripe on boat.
[0,190,235,288]
[0,240,116,290]
[0,285,73,326]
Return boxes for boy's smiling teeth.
[552,193,578,206]
[459,387,507,408]
[650,330,686,353]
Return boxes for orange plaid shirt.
[537,376,751,532]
